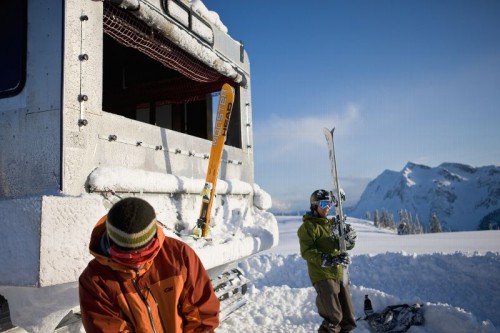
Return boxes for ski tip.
[323,127,335,135]
[222,83,235,95]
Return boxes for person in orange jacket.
[79,197,220,333]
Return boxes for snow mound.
[218,252,498,333]
[253,183,273,211]
[218,216,499,332]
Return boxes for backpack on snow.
[363,303,425,333]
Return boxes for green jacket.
[297,212,354,284]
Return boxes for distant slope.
[347,162,500,231]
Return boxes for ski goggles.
[318,200,332,209]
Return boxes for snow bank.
[350,252,500,328]
[179,207,279,269]
[0,283,79,333]
[217,217,499,332]
[88,166,253,195]
[253,183,273,211]
[219,252,498,333]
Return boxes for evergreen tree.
[407,211,415,233]
[379,209,396,230]
[387,211,396,230]
[397,209,410,235]
[413,214,423,234]
[365,211,372,221]
[430,212,443,233]
[478,209,500,230]
[380,209,389,228]
[373,210,379,228]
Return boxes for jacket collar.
[303,211,329,224]
[89,215,166,279]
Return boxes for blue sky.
[203,0,500,213]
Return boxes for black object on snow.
[364,295,374,316]
[361,302,425,333]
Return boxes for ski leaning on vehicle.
[193,83,235,238]
[323,127,350,285]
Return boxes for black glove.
[321,252,351,267]
[344,223,357,247]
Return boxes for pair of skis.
[323,127,349,285]
[193,83,235,238]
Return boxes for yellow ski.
[193,83,235,238]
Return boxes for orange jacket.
[79,216,220,333]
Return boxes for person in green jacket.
[297,189,357,333]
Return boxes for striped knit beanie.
[106,197,157,250]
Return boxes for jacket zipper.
[132,272,158,333]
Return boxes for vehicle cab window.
[0,1,27,98]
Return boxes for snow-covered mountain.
[347,162,500,231]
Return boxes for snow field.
[218,217,500,333]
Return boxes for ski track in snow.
[218,217,500,333]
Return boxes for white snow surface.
[190,0,228,33]
[2,216,499,332]
[217,216,500,333]
[88,166,253,195]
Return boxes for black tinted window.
[0,1,27,98]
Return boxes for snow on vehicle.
[0,0,278,331]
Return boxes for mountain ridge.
[346,162,500,231]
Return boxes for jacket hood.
[88,215,165,279]
[303,212,328,224]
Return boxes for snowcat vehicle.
[0,0,278,331]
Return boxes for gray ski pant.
[313,279,357,333]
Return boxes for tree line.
[365,209,443,235]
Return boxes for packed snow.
[217,216,500,333]
[190,0,228,33]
